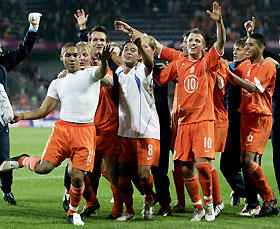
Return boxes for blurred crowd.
[1,0,280,42]
[1,0,280,109]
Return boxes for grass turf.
[0,127,279,228]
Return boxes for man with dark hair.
[0,42,113,225]
[220,36,261,216]
[228,31,279,217]
[0,12,41,206]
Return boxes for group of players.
[0,1,279,226]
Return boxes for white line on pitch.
[14,176,64,180]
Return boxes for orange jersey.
[237,59,276,115]
[160,45,184,62]
[214,60,229,127]
[94,68,119,136]
[155,45,222,125]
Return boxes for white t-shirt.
[116,63,160,140]
[47,66,101,123]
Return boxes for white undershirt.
[47,66,101,123]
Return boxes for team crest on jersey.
[184,75,198,93]
[190,66,195,73]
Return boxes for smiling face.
[89,31,107,58]
[122,42,140,68]
[244,37,264,61]
[186,32,206,60]
[60,46,80,73]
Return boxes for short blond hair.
[142,35,157,50]
[76,41,91,54]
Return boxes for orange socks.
[172,161,185,206]
[247,162,274,201]
[209,163,222,205]
[83,175,98,206]
[184,174,203,210]
[119,176,134,215]
[101,164,110,182]
[196,162,213,204]
[111,183,123,217]
[21,156,41,172]
[140,173,155,202]
[68,183,85,215]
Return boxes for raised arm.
[74,9,88,31]
[0,12,41,72]
[206,1,225,54]
[114,20,162,55]
[95,44,113,86]
[133,35,154,76]
[244,17,255,37]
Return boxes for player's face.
[244,37,262,60]
[122,43,139,67]
[180,36,188,57]
[141,37,155,59]
[186,33,206,60]
[90,31,107,58]
[79,48,91,70]
[60,47,80,73]
[233,44,246,62]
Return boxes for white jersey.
[47,66,100,123]
[116,63,160,140]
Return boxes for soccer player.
[0,12,41,206]
[228,32,279,217]
[154,2,225,222]
[113,29,160,221]
[220,37,261,216]
[71,9,123,219]
[114,21,173,216]
[0,42,113,225]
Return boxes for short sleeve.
[47,80,59,100]
[154,60,178,86]
[253,62,276,93]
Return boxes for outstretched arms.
[11,96,59,123]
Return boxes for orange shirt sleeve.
[253,62,276,93]
[205,45,222,72]
[154,60,178,86]
[160,45,184,62]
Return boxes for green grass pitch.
[0,127,279,228]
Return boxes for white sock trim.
[69,204,79,212]
[193,200,202,205]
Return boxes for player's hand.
[10,113,22,124]
[156,62,166,69]
[206,1,222,23]
[57,69,67,79]
[28,12,42,31]
[114,21,133,36]
[263,57,279,67]
[98,44,113,62]
[74,9,88,30]
[244,17,255,36]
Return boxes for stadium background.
[1,0,280,114]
